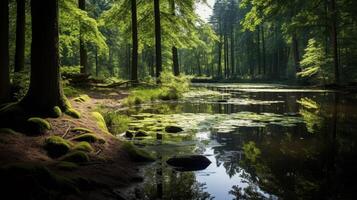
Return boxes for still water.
[120,83,357,200]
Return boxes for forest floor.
[0,87,149,200]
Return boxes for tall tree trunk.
[261,24,266,76]
[0,0,10,104]
[292,33,300,73]
[21,0,69,114]
[154,0,162,83]
[79,0,88,74]
[170,0,180,76]
[217,38,222,78]
[230,27,235,76]
[131,0,138,83]
[14,0,26,72]
[95,47,99,77]
[330,0,339,84]
[257,26,262,75]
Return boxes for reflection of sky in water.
[196,141,273,199]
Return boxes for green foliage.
[11,70,30,101]
[298,39,333,83]
[44,136,72,158]
[72,141,94,152]
[122,142,155,162]
[91,112,109,132]
[60,151,89,163]
[27,117,52,132]
[243,141,261,162]
[71,133,105,143]
[102,112,131,135]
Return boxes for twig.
[62,125,71,138]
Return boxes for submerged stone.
[166,155,211,171]
[165,125,184,133]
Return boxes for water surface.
[120,83,357,200]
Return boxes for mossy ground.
[73,141,94,152]
[91,112,108,132]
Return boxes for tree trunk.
[95,47,99,77]
[131,0,138,83]
[292,33,300,73]
[79,0,88,74]
[257,26,262,75]
[330,0,339,84]
[21,0,69,114]
[154,0,162,83]
[171,0,180,76]
[14,0,26,72]
[0,0,10,104]
[217,38,222,78]
[261,24,266,76]
[230,27,235,77]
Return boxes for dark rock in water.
[166,155,211,171]
[165,125,183,133]
[135,130,148,137]
[125,130,134,138]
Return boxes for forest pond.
[118,83,357,200]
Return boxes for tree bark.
[330,0,340,84]
[261,24,266,76]
[0,0,10,104]
[292,33,300,73]
[170,0,180,76]
[21,0,69,114]
[14,0,26,72]
[79,0,88,74]
[154,0,162,83]
[230,26,235,76]
[131,0,138,83]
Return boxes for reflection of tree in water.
[229,185,268,200]
[143,167,212,200]
[230,94,357,199]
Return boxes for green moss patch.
[27,117,51,133]
[65,108,81,118]
[122,142,155,162]
[91,112,108,132]
[72,142,94,152]
[73,94,91,103]
[71,133,105,143]
[0,128,20,135]
[60,151,89,163]
[44,136,72,158]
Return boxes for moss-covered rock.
[122,142,155,162]
[44,136,72,158]
[91,112,108,132]
[72,142,94,152]
[71,133,105,143]
[0,128,20,135]
[166,155,211,171]
[60,151,89,163]
[27,117,51,133]
[65,108,81,119]
[56,161,79,171]
[52,106,62,118]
